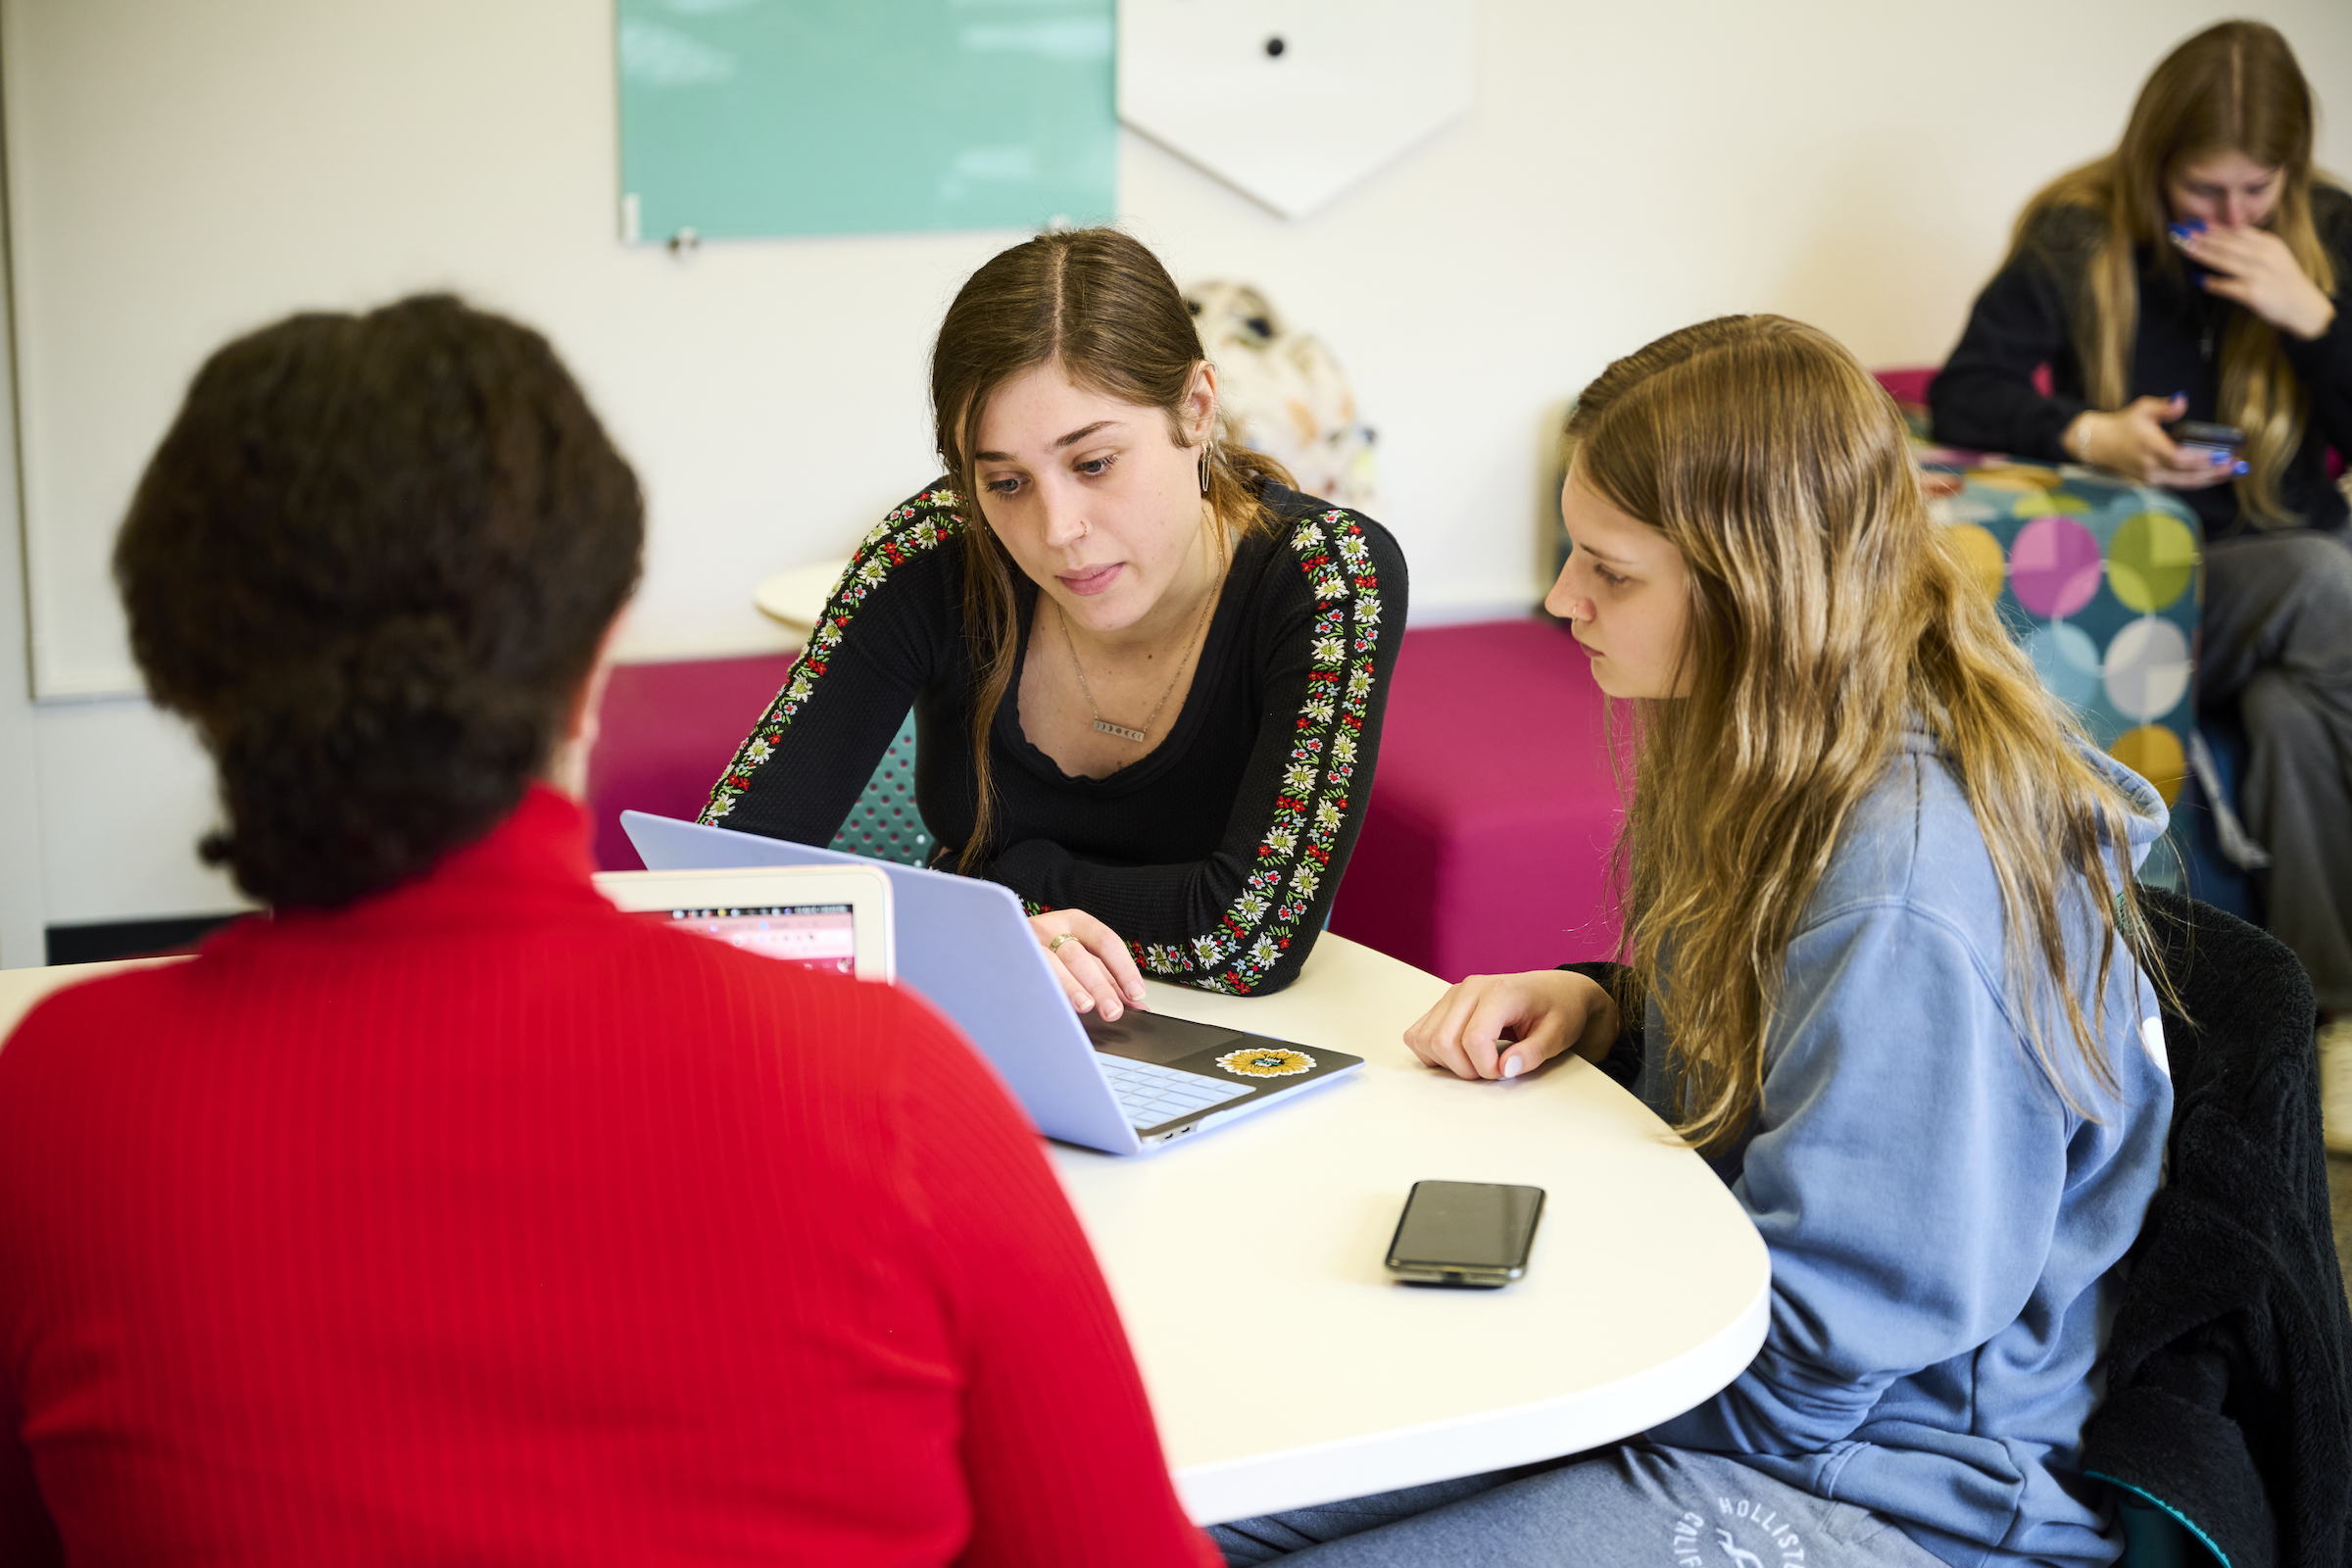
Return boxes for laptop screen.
[645,904,857,976]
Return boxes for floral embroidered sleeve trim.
[1130,512,1386,996]
[698,491,964,825]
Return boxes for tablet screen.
[651,905,858,975]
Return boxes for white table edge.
[1172,1265,1771,1525]
[6,946,1777,1534]
[752,558,851,636]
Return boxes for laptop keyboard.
[1098,1054,1253,1130]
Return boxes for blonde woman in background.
[1931,19,2352,1146]
[1210,317,2172,1567]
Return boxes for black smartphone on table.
[1384,1180,1545,1289]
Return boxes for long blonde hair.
[2011,19,2336,527]
[929,228,1294,866]
[1571,316,2161,1153]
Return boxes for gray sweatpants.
[1209,1443,1951,1567]
[2199,530,2352,1012]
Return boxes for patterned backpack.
[1185,279,1379,514]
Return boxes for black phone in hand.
[2167,418,2244,459]
[1384,1180,1544,1289]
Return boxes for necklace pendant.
[1093,718,1149,743]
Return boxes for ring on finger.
[1047,932,1077,954]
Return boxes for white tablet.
[593,864,895,982]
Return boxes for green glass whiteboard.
[616,0,1115,242]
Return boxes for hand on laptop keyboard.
[1030,908,1151,1021]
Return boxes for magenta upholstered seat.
[1329,619,1624,982]
[590,629,1631,977]
[1872,365,1940,409]
[584,654,798,871]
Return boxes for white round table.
[751,558,850,636]
[0,957,181,1040]
[0,938,1773,1531]
[1054,934,1770,1524]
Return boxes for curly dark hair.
[114,294,644,908]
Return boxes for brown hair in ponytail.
[930,227,1295,866]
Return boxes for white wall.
[5,0,2349,954]
[0,154,45,967]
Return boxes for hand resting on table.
[1404,968,1620,1082]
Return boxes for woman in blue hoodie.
[1213,317,2175,1568]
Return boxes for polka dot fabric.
[828,710,933,866]
[1917,452,2201,810]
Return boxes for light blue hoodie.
[1641,723,2173,1568]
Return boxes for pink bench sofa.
[587,621,1630,984]
[1329,619,1622,980]
[585,654,798,873]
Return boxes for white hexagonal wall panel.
[1119,0,1473,220]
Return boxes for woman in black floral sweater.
[704,228,1406,1007]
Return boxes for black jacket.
[2080,887,2352,1568]
[1932,183,2352,542]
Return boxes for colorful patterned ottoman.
[1917,449,2204,879]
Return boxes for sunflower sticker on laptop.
[1215,1047,1316,1078]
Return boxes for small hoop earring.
[1198,444,1213,497]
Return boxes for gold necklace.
[1059,573,1220,744]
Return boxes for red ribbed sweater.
[0,787,1216,1566]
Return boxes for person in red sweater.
[0,295,1216,1567]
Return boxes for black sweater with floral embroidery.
[701,481,1407,997]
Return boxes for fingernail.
[1501,1055,1523,1079]
[1075,996,1092,1011]
[2211,452,2230,465]
[2174,391,2187,400]
[1128,984,1147,1002]
[2232,461,2249,474]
